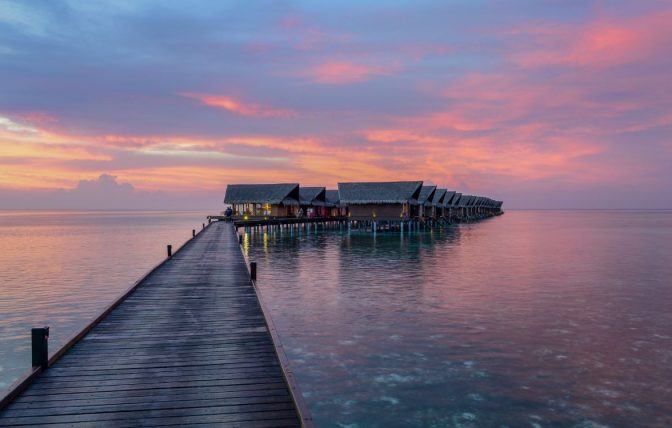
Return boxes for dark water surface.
[0,210,209,393]
[243,211,672,427]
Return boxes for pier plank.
[0,222,303,427]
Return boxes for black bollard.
[250,262,257,281]
[202,223,205,229]
[167,244,172,258]
[238,235,243,245]
[32,327,49,369]
[192,229,196,238]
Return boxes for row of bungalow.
[224,181,502,224]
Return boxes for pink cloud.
[509,10,672,68]
[181,93,296,118]
[303,61,394,85]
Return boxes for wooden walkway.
[0,222,304,427]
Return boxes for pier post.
[239,235,243,245]
[202,223,205,229]
[250,262,257,281]
[31,327,49,370]
[167,245,172,258]
[192,229,196,238]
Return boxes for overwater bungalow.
[431,188,447,218]
[451,193,463,220]
[299,186,327,217]
[458,194,472,219]
[416,185,437,219]
[224,183,300,218]
[467,195,478,218]
[443,191,457,221]
[325,190,348,217]
[338,181,423,221]
[468,196,480,218]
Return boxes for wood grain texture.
[0,222,301,427]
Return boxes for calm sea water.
[243,211,672,428]
[1,211,670,427]
[0,210,210,393]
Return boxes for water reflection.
[0,210,209,392]
[245,212,672,427]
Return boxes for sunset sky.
[1,1,671,209]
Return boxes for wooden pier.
[0,222,312,427]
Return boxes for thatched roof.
[459,195,472,207]
[418,185,437,206]
[224,183,300,205]
[338,181,422,204]
[432,188,447,206]
[325,189,340,207]
[300,187,326,206]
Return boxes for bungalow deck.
[0,222,311,427]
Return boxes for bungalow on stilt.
[299,186,327,218]
[224,183,300,219]
[338,181,423,231]
[431,188,447,219]
[416,185,437,221]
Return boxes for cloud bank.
[0,175,220,210]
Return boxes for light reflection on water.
[0,210,209,392]
[244,211,672,427]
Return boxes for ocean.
[1,210,671,427]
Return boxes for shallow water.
[1,210,670,427]
[0,210,209,393]
[243,211,672,427]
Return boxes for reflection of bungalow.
[416,185,436,219]
[224,183,300,218]
[338,181,423,221]
[325,190,348,217]
[299,187,327,217]
[431,188,447,218]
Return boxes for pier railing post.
[31,327,49,370]
[250,262,257,281]
[167,244,172,258]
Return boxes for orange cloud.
[303,61,393,85]
[182,93,296,118]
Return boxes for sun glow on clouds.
[182,93,296,118]
[1,2,671,208]
[303,61,394,85]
